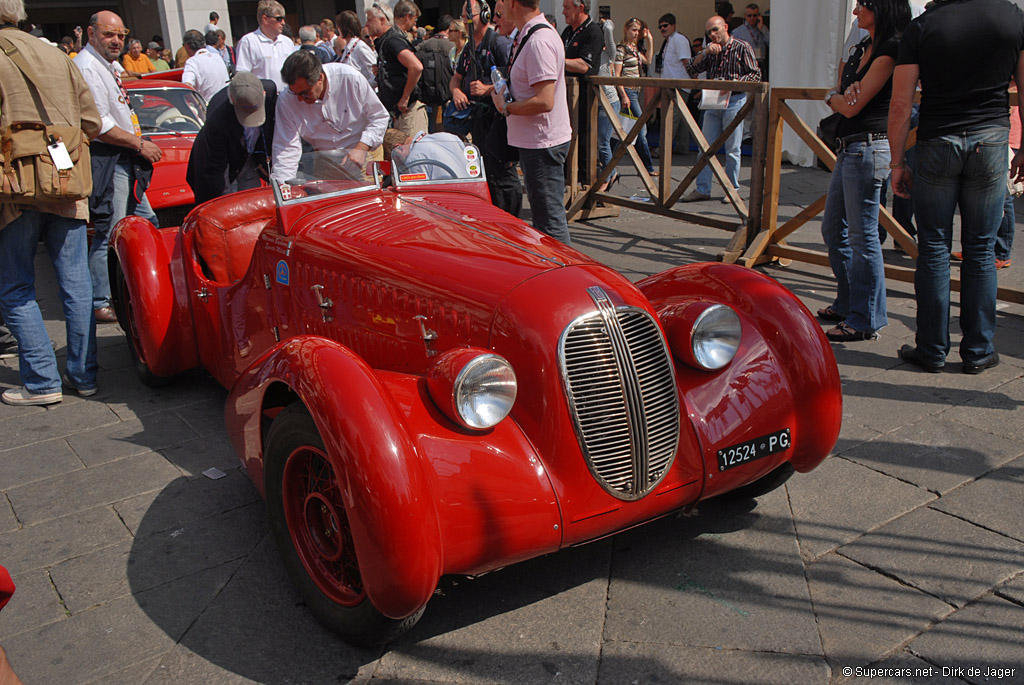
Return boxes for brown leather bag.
[0,34,92,204]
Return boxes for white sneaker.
[681,190,711,203]
[2,386,62,406]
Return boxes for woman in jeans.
[819,0,911,342]
[616,18,657,175]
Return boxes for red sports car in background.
[125,79,206,227]
[110,139,843,647]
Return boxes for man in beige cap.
[186,71,278,203]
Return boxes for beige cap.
[228,71,266,128]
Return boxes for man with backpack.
[366,1,428,137]
[415,14,455,131]
[450,0,521,216]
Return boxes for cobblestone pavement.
[1,154,1022,684]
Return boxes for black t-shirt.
[455,28,512,101]
[837,36,899,138]
[376,26,418,111]
[562,16,603,76]
[898,0,1024,140]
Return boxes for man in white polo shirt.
[182,29,230,101]
[74,10,162,324]
[272,50,389,182]
[235,0,296,92]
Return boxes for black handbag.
[818,112,842,152]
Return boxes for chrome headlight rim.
[451,353,517,430]
[691,303,742,370]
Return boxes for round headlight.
[454,354,517,429]
[427,348,517,430]
[692,304,742,370]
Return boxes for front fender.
[640,263,842,482]
[110,216,198,376]
[225,337,443,620]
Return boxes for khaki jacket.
[0,27,103,230]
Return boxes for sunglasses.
[856,0,874,7]
[494,12,502,19]
[267,15,286,22]
[658,23,670,29]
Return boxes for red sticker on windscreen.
[399,173,428,182]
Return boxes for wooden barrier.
[564,75,770,256]
[740,87,1023,304]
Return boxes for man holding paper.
[681,15,760,203]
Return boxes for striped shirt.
[686,36,761,82]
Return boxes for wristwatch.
[824,89,840,104]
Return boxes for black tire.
[264,402,424,646]
[110,256,173,387]
[717,463,795,501]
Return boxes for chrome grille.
[559,287,680,500]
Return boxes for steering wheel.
[398,158,459,180]
[155,109,201,129]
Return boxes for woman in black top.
[818,0,911,342]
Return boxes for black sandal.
[826,322,878,342]
[817,305,844,323]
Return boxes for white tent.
[771,0,1023,166]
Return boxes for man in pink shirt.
[492,0,572,244]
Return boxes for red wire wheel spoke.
[281,446,365,606]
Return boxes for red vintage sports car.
[124,78,206,224]
[110,140,842,646]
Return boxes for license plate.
[717,428,791,472]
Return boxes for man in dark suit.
[186,71,277,204]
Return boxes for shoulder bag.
[0,32,92,203]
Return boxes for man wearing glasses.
[731,3,768,74]
[235,0,297,92]
[656,13,692,155]
[74,10,161,325]
[272,50,389,182]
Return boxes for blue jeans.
[0,210,97,393]
[519,142,572,245]
[597,95,619,177]
[696,93,747,196]
[89,157,157,309]
[623,88,655,173]
[912,127,1007,364]
[821,138,890,332]
[996,152,1016,261]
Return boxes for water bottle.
[491,66,512,103]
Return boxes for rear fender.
[110,216,198,376]
[225,337,443,619]
[640,263,842,480]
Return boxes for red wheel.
[264,403,424,645]
[280,444,365,606]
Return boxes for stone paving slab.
[785,456,936,562]
[906,594,1024,684]
[995,572,1024,606]
[65,413,199,467]
[931,454,1024,543]
[0,437,83,490]
[839,507,1024,609]
[0,568,65,642]
[0,505,130,572]
[1,399,120,451]
[805,553,952,672]
[155,432,241,479]
[597,641,830,684]
[855,651,969,685]
[380,542,610,684]
[6,451,181,525]
[838,414,1024,495]
[603,489,822,656]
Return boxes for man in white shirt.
[657,12,692,154]
[74,10,162,324]
[272,50,389,181]
[204,11,220,36]
[182,30,230,101]
[234,0,296,92]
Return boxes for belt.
[838,131,887,149]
